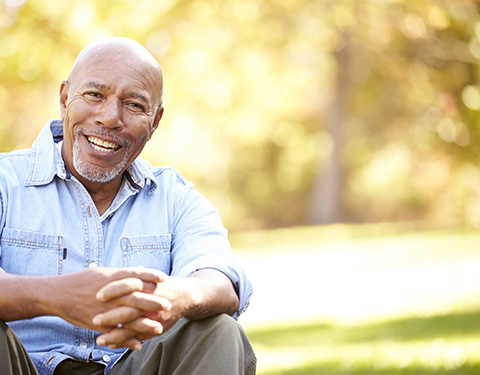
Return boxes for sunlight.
[401,13,427,39]
[426,5,450,30]
[69,3,95,32]
[239,228,480,329]
[462,85,480,110]
[146,30,172,58]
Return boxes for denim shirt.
[0,120,252,375]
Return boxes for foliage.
[2,1,480,230]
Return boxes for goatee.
[72,127,130,183]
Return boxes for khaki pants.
[0,315,256,375]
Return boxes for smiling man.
[0,38,255,375]
[60,39,165,214]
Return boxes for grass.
[246,310,480,374]
[233,224,480,374]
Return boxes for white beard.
[72,128,129,183]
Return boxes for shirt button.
[88,261,97,269]
[80,342,88,348]
[102,355,111,363]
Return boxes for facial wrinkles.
[63,39,163,183]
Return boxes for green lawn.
[232,224,480,375]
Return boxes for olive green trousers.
[0,315,256,375]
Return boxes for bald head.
[59,37,166,189]
[68,37,163,105]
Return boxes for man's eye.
[86,92,101,98]
[127,102,144,111]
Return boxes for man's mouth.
[87,136,121,153]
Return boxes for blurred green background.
[2,0,480,374]
[4,0,480,231]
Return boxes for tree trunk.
[308,34,351,225]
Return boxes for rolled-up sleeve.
[170,179,252,319]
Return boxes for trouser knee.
[188,314,251,349]
[0,320,39,375]
[187,314,257,374]
[201,314,244,336]
[111,314,256,375]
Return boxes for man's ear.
[149,105,164,138]
[59,81,69,120]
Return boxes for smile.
[87,136,121,153]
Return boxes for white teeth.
[87,136,120,152]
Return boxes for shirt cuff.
[173,255,253,319]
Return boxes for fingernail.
[96,291,105,301]
[92,317,101,326]
[134,343,142,351]
[97,338,106,346]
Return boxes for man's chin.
[77,169,119,183]
[73,160,125,184]
[72,140,128,184]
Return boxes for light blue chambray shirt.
[0,119,252,375]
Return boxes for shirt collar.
[25,119,157,194]
[123,158,158,194]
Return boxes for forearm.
[0,268,168,351]
[184,269,239,320]
[0,267,166,325]
[0,272,53,322]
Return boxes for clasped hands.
[93,269,172,351]
[60,267,195,351]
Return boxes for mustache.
[75,127,130,149]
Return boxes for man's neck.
[78,175,124,216]
[60,141,125,216]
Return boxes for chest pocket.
[0,228,64,275]
[121,234,172,274]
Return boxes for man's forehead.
[67,38,163,105]
[75,56,161,86]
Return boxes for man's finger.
[118,292,172,312]
[123,317,164,339]
[96,278,145,301]
[92,306,143,327]
[96,318,164,349]
[108,338,143,351]
[123,267,168,283]
[96,327,142,350]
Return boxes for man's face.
[60,52,163,185]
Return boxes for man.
[0,37,255,375]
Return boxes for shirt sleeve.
[169,179,252,319]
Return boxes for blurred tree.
[2,0,480,230]
[308,30,351,225]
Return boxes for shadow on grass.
[247,309,480,348]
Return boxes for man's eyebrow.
[79,82,150,106]
[129,92,149,105]
[81,81,108,90]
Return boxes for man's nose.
[94,99,123,129]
